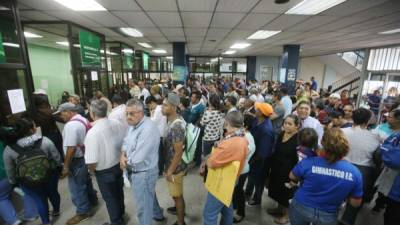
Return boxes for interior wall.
[255,56,280,81]
[298,57,325,89]
[27,44,74,107]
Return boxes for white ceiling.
[18,0,400,57]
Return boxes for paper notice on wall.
[91,71,98,81]
[7,89,26,114]
[128,72,132,79]
[41,79,48,89]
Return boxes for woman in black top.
[268,115,300,224]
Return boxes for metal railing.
[337,50,364,71]
[331,70,362,95]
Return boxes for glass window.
[25,24,75,107]
[0,1,23,64]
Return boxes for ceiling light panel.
[138,42,152,48]
[285,0,347,15]
[53,0,106,11]
[24,31,43,38]
[379,28,400,35]
[223,50,236,55]
[120,28,143,37]
[230,43,251,49]
[152,49,167,54]
[247,30,281,39]
[56,41,69,46]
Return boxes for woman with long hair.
[268,115,301,224]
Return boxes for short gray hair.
[90,100,108,118]
[225,111,243,128]
[126,99,144,111]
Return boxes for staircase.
[330,70,362,96]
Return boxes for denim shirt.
[122,117,160,172]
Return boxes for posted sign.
[79,31,101,67]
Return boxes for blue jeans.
[95,164,125,225]
[289,199,338,225]
[129,166,164,225]
[203,192,233,225]
[0,178,37,225]
[21,170,60,224]
[68,158,98,215]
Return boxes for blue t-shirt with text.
[292,156,363,213]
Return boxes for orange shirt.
[207,136,249,177]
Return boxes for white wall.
[298,57,325,88]
[255,56,280,81]
[323,65,337,89]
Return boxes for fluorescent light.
[56,41,69,46]
[73,44,81,48]
[138,42,152,48]
[285,0,347,15]
[210,58,218,62]
[24,31,43,38]
[122,48,134,54]
[247,30,281,39]
[166,56,173,59]
[3,42,20,48]
[152,49,167,54]
[223,50,236,55]
[230,43,251,49]
[52,0,106,11]
[120,28,143,37]
[379,28,400,35]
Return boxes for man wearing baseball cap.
[54,102,98,225]
[162,93,187,225]
[245,102,275,206]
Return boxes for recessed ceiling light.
[223,50,236,55]
[230,43,251,49]
[152,49,167,54]
[73,44,81,48]
[247,30,281,40]
[166,56,173,59]
[285,0,347,15]
[3,42,19,48]
[122,48,134,54]
[56,41,69,46]
[24,31,43,38]
[53,0,106,11]
[138,42,152,48]
[210,58,219,62]
[120,28,143,37]
[379,28,400,35]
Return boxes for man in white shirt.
[85,100,126,225]
[296,101,324,144]
[129,80,141,99]
[280,88,293,117]
[55,103,98,225]
[340,108,381,225]
[145,95,167,175]
[138,81,151,103]
[109,95,129,131]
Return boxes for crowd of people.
[0,76,399,225]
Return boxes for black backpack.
[11,139,51,188]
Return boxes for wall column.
[172,42,186,84]
[280,45,300,95]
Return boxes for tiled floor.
[19,168,384,225]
